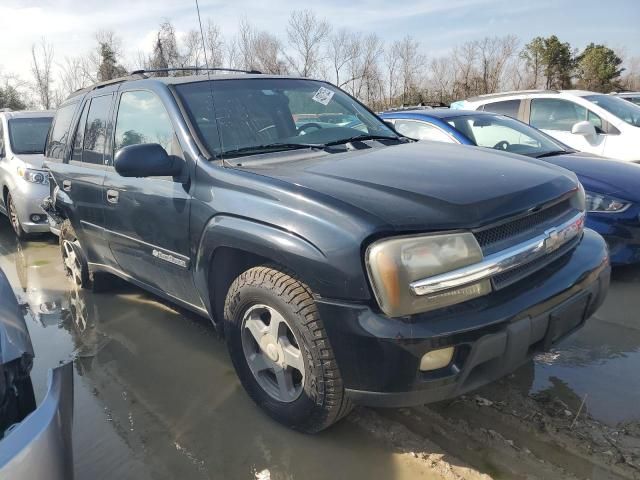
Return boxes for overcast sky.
[2,0,639,80]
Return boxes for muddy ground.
[1,218,638,480]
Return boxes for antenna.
[194,0,225,161]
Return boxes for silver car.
[0,267,73,479]
[0,110,54,239]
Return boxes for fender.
[193,214,372,320]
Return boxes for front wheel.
[224,265,352,433]
[6,192,30,240]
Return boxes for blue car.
[381,108,640,264]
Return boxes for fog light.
[30,214,44,223]
[419,346,454,371]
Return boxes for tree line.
[2,9,639,111]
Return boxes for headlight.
[365,233,490,317]
[17,166,49,185]
[585,191,630,213]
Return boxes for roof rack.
[467,89,559,102]
[129,67,263,76]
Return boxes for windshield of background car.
[7,117,53,155]
[585,94,640,127]
[445,114,567,157]
[175,78,396,158]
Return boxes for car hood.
[0,268,33,365]
[239,142,579,231]
[12,153,46,170]
[545,152,640,201]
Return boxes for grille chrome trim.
[410,211,585,297]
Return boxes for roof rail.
[129,67,263,76]
[467,89,560,102]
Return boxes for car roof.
[67,73,316,100]
[382,108,494,120]
[0,110,55,119]
[465,89,601,103]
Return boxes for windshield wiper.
[222,142,323,157]
[535,150,568,158]
[323,134,400,147]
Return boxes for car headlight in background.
[17,166,49,185]
[365,232,490,317]
[585,191,630,213]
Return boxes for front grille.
[491,234,580,290]
[475,198,574,254]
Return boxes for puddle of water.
[525,266,640,426]
[0,220,437,480]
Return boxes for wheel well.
[208,247,271,329]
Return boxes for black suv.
[43,71,610,432]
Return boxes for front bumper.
[317,228,610,408]
[10,182,50,233]
[0,362,74,479]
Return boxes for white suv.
[452,90,640,162]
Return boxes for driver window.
[530,99,587,132]
[393,120,455,143]
[587,110,603,131]
[114,91,176,154]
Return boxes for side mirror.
[571,121,597,137]
[114,143,182,178]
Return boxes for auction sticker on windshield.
[312,87,335,106]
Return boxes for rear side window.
[481,100,520,119]
[82,95,112,165]
[47,103,78,159]
[114,91,174,153]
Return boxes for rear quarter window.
[46,102,79,160]
[481,100,521,119]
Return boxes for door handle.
[62,180,71,192]
[106,189,119,204]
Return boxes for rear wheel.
[224,265,352,433]
[6,192,30,240]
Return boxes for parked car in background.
[612,91,640,106]
[0,268,73,480]
[0,110,54,239]
[43,70,609,432]
[452,90,640,162]
[382,108,640,264]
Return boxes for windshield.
[175,78,397,158]
[584,94,640,127]
[7,117,53,155]
[445,114,569,157]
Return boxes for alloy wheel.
[241,304,305,403]
[7,194,21,236]
[62,239,84,287]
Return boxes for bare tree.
[429,57,454,103]
[475,36,519,94]
[57,56,88,99]
[31,38,55,109]
[392,36,426,105]
[348,33,384,103]
[204,20,225,67]
[234,19,287,74]
[326,28,360,86]
[286,10,330,77]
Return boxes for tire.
[224,265,353,433]
[60,219,92,289]
[6,192,31,240]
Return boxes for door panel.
[103,89,199,306]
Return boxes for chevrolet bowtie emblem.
[543,227,562,253]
